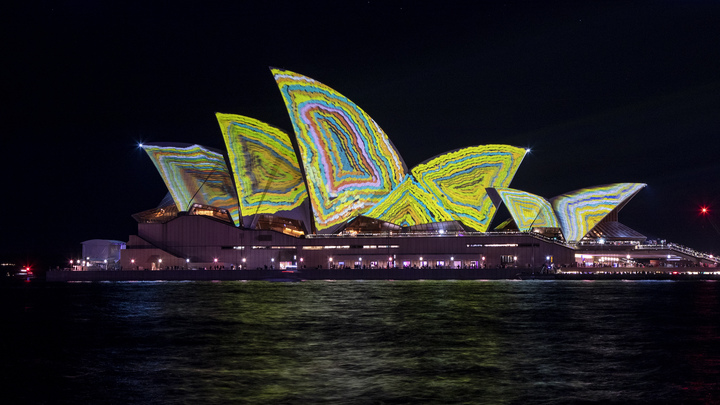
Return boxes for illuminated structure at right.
[550,183,646,244]
[488,183,646,244]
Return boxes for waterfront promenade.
[45,267,720,282]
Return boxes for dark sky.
[4,1,720,267]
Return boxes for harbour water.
[2,280,719,404]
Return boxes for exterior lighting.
[450,256,454,261]
[546,256,550,260]
[598,238,605,244]
[482,256,485,261]
[271,258,274,262]
[138,143,144,148]
[214,258,218,263]
[419,257,423,261]
[513,256,517,261]
[131,259,135,264]
[626,254,631,259]
[70,260,73,264]
[359,257,362,261]
[242,258,246,262]
[300,258,303,262]
[186,258,190,263]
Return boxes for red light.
[701,207,709,214]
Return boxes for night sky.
[4,1,720,267]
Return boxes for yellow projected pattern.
[272,68,407,232]
[364,175,457,227]
[143,144,240,226]
[216,113,308,219]
[493,188,559,231]
[551,183,646,243]
[412,145,527,232]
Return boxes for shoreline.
[41,267,720,282]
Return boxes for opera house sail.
[550,183,646,244]
[272,68,407,233]
[142,143,241,226]
[411,145,527,232]
[216,113,310,232]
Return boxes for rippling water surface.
[2,280,720,404]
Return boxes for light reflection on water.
[2,280,720,404]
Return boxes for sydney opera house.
[117,68,716,271]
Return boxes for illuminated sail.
[272,68,407,233]
[216,113,308,227]
[142,143,240,226]
[412,145,527,232]
[551,183,646,243]
[364,175,457,227]
[490,188,559,231]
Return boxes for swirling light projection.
[411,145,527,232]
[364,175,457,227]
[216,113,308,225]
[142,143,240,226]
[489,187,559,231]
[272,68,407,233]
[550,183,646,243]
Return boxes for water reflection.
[2,280,719,403]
